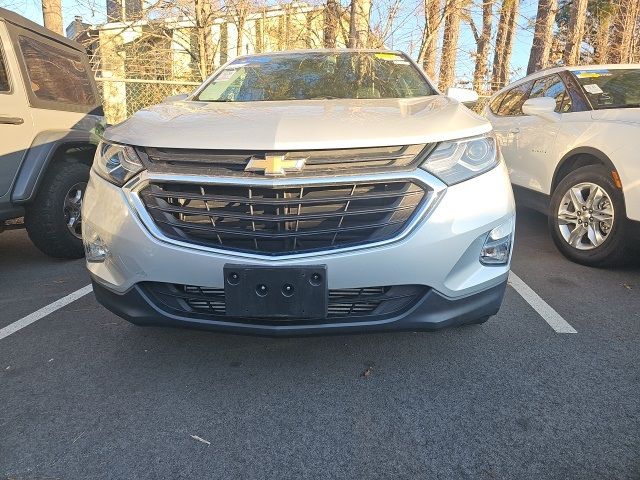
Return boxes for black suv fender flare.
[11,130,96,204]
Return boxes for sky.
[4,0,536,84]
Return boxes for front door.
[0,24,34,198]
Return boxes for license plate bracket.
[224,265,328,319]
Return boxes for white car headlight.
[93,141,143,186]
[421,134,498,185]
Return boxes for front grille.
[143,282,427,324]
[137,144,434,177]
[139,180,429,255]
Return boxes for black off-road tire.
[548,165,628,267]
[25,161,90,259]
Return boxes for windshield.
[571,68,640,110]
[195,51,435,102]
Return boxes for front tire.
[25,161,90,259]
[548,165,628,267]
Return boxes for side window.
[0,44,9,92]
[488,92,505,114]
[17,35,95,106]
[497,81,533,116]
[529,74,572,113]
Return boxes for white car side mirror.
[446,87,479,105]
[162,93,190,103]
[522,97,560,122]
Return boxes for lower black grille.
[140,180,428,255]
[142,282,427,324]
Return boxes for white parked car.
[486,64,640,266]
[83,49,515,335]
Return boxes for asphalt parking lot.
[1,208,638,480]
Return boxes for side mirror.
[446,87,479,105]
[162,93,189,103]
[522,97,560,121]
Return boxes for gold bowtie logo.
[245,154,306,176]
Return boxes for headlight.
[421,134,498,185]
[93,141,143,186]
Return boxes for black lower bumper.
[92,277,508,336]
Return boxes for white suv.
[486,65,640,266]
[83,49,515,335]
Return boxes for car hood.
[104,96,490,150]
[590,108,640,125]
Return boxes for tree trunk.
[593,9,614,63]
[348,0,372,48]
[42,0,63,34]
[324,0,339,48]
[527,0,557,74]
[236,17,245,56]
[610,0,640,62]
[195,0,214,80]
[563,0,588,65]
[491,0,517,91]
[417,0,441,80]
[472,0,494,93]
[500,0,518,85]
[439,0,463,91]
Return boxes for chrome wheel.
[63,182,86,239]
[557,182,614,250]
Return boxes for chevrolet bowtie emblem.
[245,154,306,176]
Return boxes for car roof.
[492,63,640,97]
[0,7,86,53]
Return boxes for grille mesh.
[143,283,426,324]
[140,180,428,255]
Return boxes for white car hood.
[104,96,490,150]
[590,108,640,125]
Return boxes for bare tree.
[227,0,252,56]
[563,0,588,64]
[491,0,518,91]
[323,0,340,47]
[42,0,63,34]
[439,0,465,91]
[527,0,557,73]
[467,0,494,93]
[417,0,442,80]
[194,0,215,79]
[348,0,372,48]
[610,0,640,62]
[592,2,616,63]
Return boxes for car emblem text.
[245,154,307,176]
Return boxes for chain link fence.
[95,78,201,124]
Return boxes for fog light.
[83,224,109,263]
[480,218,514,265]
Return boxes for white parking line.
[0,284,93,341]
[508,272,577,334]
[0,274,576,340]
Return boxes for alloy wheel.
[63,182,87,239]
[556,182,614,250]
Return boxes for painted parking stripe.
[508,272,577,334]
[0,284,93,341]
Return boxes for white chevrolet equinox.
[83,49,515,335]
[486,65,640,266]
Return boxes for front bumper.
[83,162,515,333]
[92,277,508,336]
